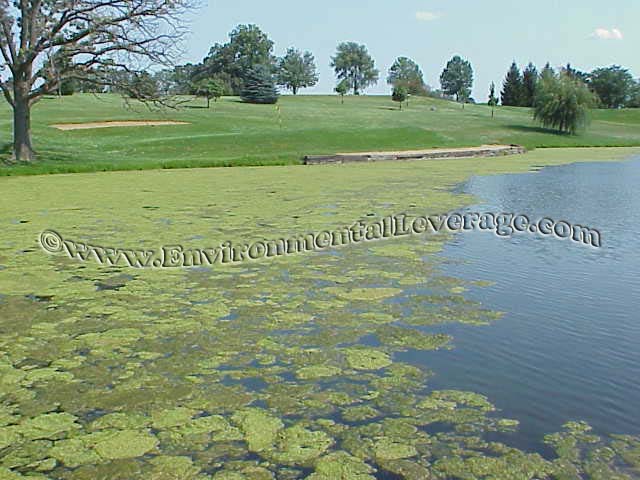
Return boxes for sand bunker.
[51,120,190,131]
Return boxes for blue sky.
[184,0,639,100]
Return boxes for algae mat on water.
[1,148,639,479]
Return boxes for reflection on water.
[407,156,640,452]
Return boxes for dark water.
[403,156,640,453]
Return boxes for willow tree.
[533,72,595,134]
[0,0,196,162]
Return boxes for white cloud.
[592,28,623,40]
[415,11,441,22]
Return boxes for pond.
[1,149,639,479]
[408,156,640,454]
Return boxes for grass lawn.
[1,93,639,175]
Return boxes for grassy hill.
[1,93,640,175]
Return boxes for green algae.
[49,438,100,468]
[377,459,431,479]
[0,466,49,479]
[19,413,80,441]
[91,429,159,459]
[147,456,203,480]
[308,451,376,479]
[232,408,283,452]
[90,413,150,431]
[325,287,403,302]
[433,451,552,479]
[0,426,22,450]
[344,348,393,371]
[212,472,246,480]
[266,424,333,466]
[177,415,239,438]
[373,438,418,461]
[0,149,639,479]
[341,406,381,423]
[374,326,452,351]
[417,390,495,420]
[295,365,342,380]
[151,408,196,430]
[612,435,640,470]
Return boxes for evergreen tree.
[488,82,498,117]
[562,63,589,84]
[501,61,523,106]
[521,62,538,107]
[540,62,556,82]
[241,65,279,104]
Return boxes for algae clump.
[308,451,376,479]
[92,429,158,459]
[232,408,284,452]
[267,424,333,466]
[344,348,392,371]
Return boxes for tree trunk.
[12,92,35,163]
[293,86,298,95]
[207,97,210,108]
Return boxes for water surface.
[407,156,640,453]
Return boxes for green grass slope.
[1,93,639,175]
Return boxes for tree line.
[155,23,639,116]
[142,25,475,107]
[64,25,640,113]
[500,61,640,109]
[1,4,638,163]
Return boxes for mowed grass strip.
[1,94,639,176]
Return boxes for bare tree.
[0,0,197,162]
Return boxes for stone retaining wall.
[304,145,526,165]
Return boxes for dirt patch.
[51,120,190,131]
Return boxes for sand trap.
[51,120,190,131]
